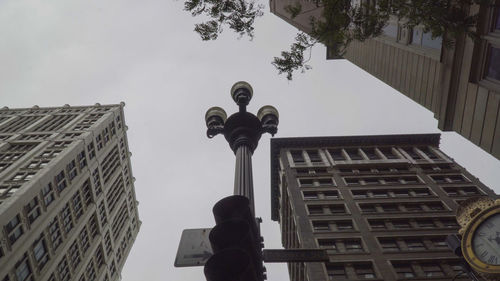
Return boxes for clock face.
[472,213,500,265]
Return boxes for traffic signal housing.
[204,195,265,281]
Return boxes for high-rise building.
[0,104,140,281]
[269,1,500,160]
[270,134,497,281]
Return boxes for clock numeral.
[485,222,494,229]
[478,232,486,237]
[488,256,498,264]
[480,250,489,258]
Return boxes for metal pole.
[234,144,255,215]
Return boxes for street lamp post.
[205,81,279,215]
[203,81,278,281]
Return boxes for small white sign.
[174,228,213,267]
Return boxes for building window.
[329,149,345,161]
[57,258,71,281]
[72,192,84,220]
[379,238,399,252]
[48,217,62,250]
[41,183,55,207]
[363,148,380,160]
[336,220,354,231]
[105,231,113,255]
[346,149,363,160]
[359,204,377,213]
[299,177,335,187]
[307,205,324,215]
[402,147,422,160]
[77,150,87,168]
[303,191,319,200]
[444,185,474,196]
[290,150,305,165]
[312,220,354,232]
[79,227,90,254]
[352,190,368,198]
[368,220,387,230]
[327,264,347,279]
[69,241,81,269]
[431,174,469,184]
[95,246,105,269]
[344,240,364,253]
[416,219,435,228]
[485,45,500,81]
[354,263,376,279]
[440,218,460,228]
[393,262,415,278]
[88,214,99,238]
[86,260,97,281]
[92,168,102,196]
[25,197,41,224]
[306,150,323,164]
[381,204,399,212]
[318,178,334,186]
[81,179,93,207]
[67,160,77,181]
[406,239,426,251]
[299,178,314,187]
[95,135,103,151]
[378,147,398,159]
[327,204,347,214]
[392,220,411,229]
[323,191,339,199]
[60,203,73,234]
[431,237,449,249]
[5,214,23,245]
[318,239,338,252]
[418,147,440,160]
[87,142,96,160]
[312,221,331,231]
[421,263,445,277]
[55,171,67,192]
[32,235,49,270]
[15,254,33,281]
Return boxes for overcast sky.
[0,1,499,281]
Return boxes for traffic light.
[204,195,265,281]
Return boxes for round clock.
[462,204,500,275]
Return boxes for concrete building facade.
[269,1,500,160]
[0,104,140,281]
[270,134,497,281]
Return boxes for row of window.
[290,146,444,166]
[303,187,434,201]
[378,235,449,252]
[2,212,100,281]
[0,115,43,133]
[326,262,379,280]
[306,201,447,216]
[325,259,464,280]
[0,143,38,174]
[31,114,78,132]
[2,177,94,252]
[311,216,459,232]
[101,146,121,184]
[0,106,113,117]
[298,173,470,188]
[317,235,449,254]
[0,142,86,204]
[73,113,105,131]
[359,201,446,213]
